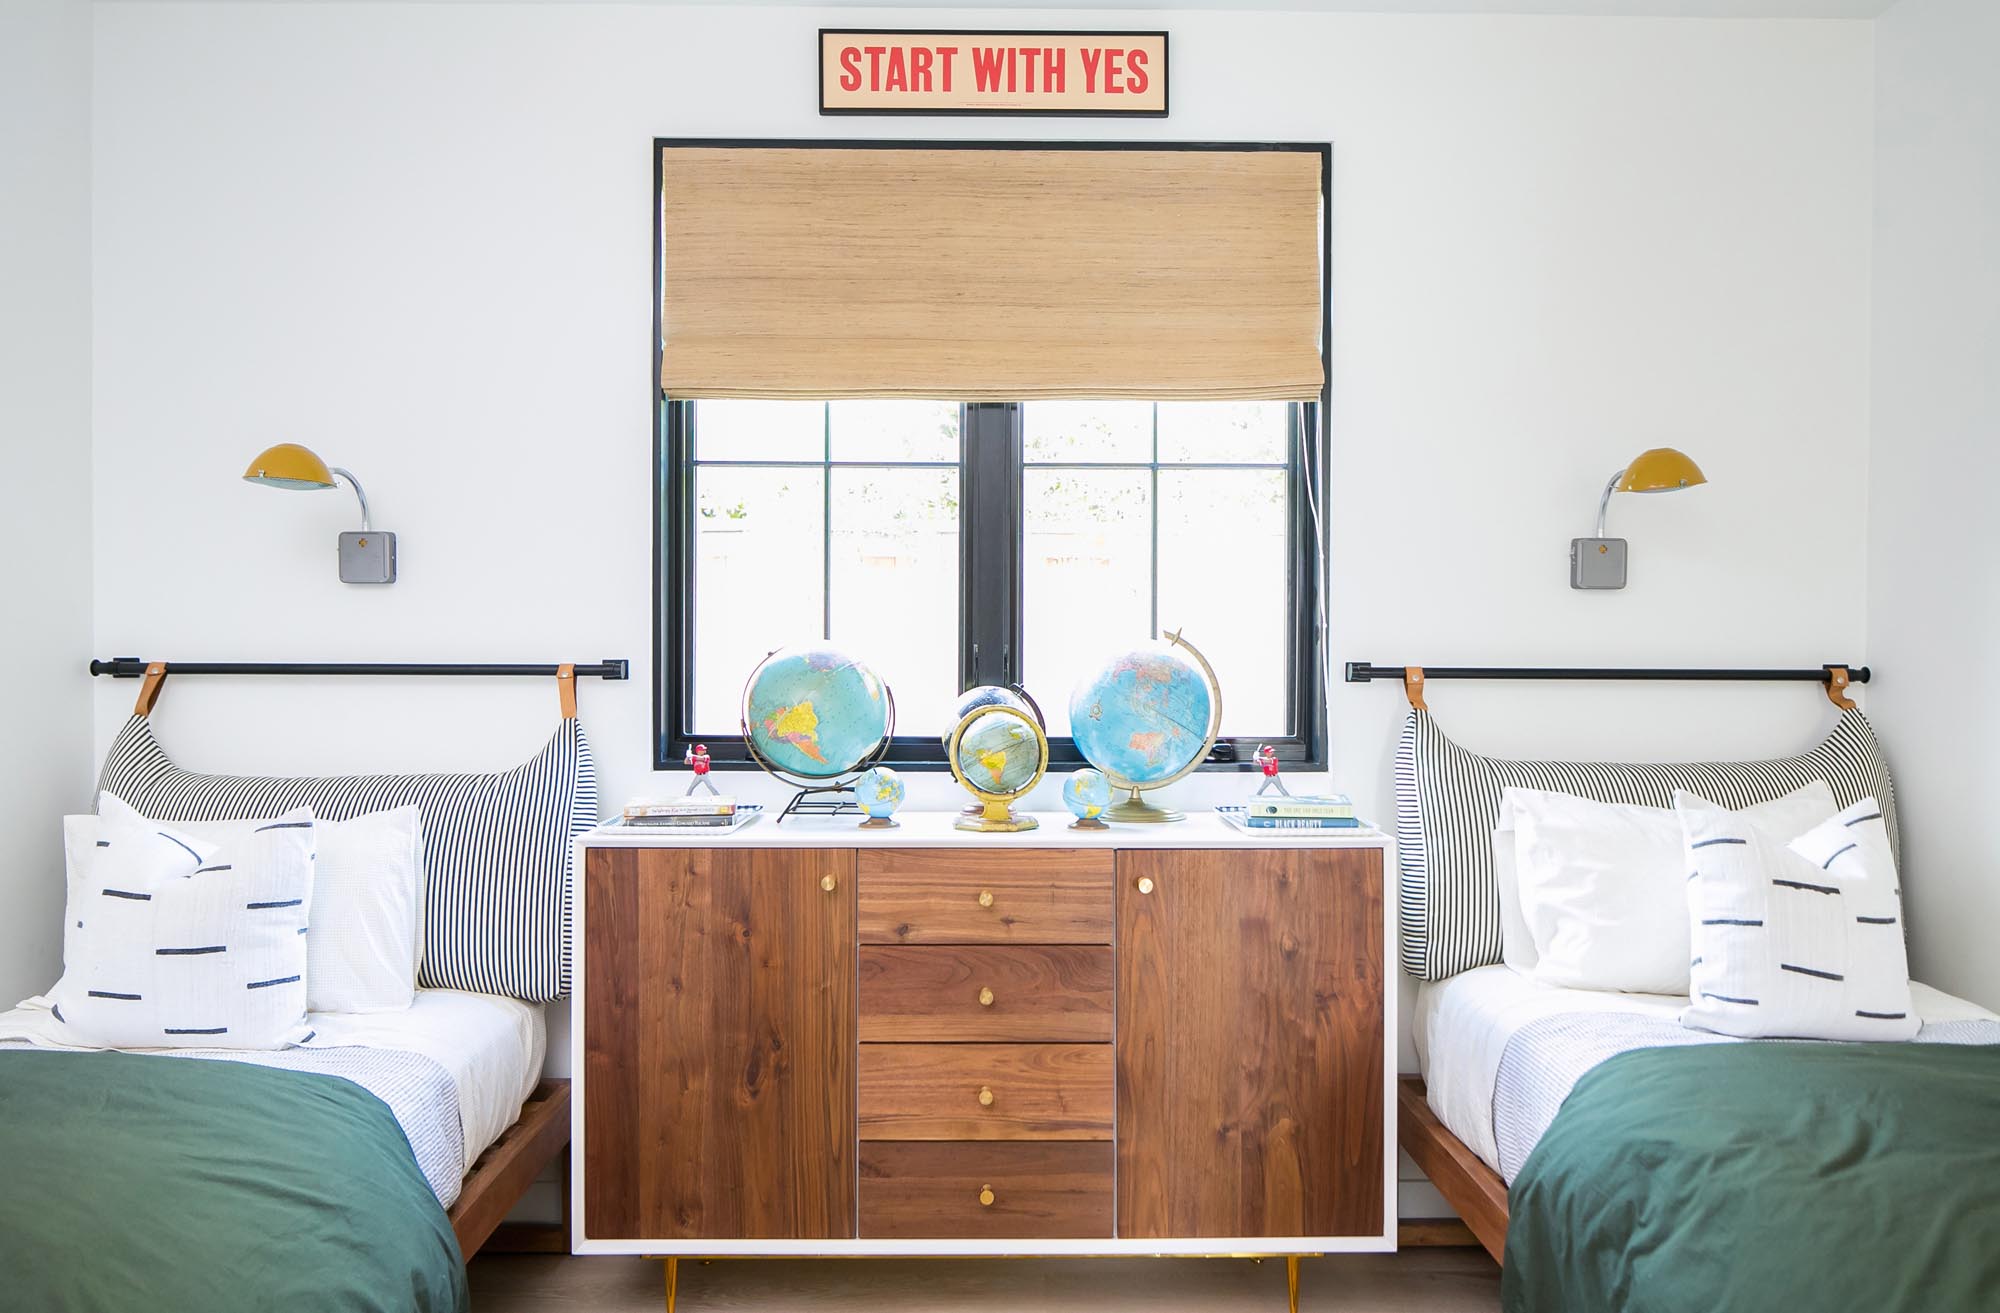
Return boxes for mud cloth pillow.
[1678,793,1916,1041]
[49,806,316,1049]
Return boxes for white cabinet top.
[580,810,1389,850]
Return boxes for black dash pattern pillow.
[96,717,597,1002]
[1395,707,1897,982]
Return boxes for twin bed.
[1391,687,2000,1312]
[0,670,593,1313]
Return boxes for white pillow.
[1507,781,1836,994]
[1491,800,1538,974]
[69,796,424,1014]
[49,806,315,1049]
[1679,793,1917,1041]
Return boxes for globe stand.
[1104,788,1184,824]
[1068,815,1111,832]
[956,798,1038,834]
[857,815,899,830]
[774,785,861,824]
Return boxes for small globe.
[1069,639,1217,787]
[941,685,1037,749]
[856,766,906,820]
[742,645,892,781]
[1062,768,1114,822]
[953,707,1045,799]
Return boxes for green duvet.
[0,1049,467,1313]
[1504,1041,2000,1313]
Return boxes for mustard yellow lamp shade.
[1572,447,1708,590]
[242,442,338,491]
[241,443,397,584]
[1614,447,1708,495]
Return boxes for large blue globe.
[743,646,891,780]
[1068,642,1214,786]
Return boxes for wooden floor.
[469,1251,1502,1311]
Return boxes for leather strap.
[1404,665,1428,712]
[557,663,577,720]
[134,662,168,718]
[1825,665,1856,710]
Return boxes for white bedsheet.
[0,988,544,1169]
[1412,964,1998,1175]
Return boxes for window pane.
[1157,401,1289,464]
[692,400,824,462]
[1023,400,1152,464]
[1021,468,1153,737]
[1156,468,1292,737]
[829,400,960,463]
[829,467,961,737]
[690,466,826,733]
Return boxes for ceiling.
[150,1,1902,18]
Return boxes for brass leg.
[664,1256,678,1313]
[1286,1255,1300,1313]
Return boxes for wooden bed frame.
[1399,1076,1508,1265]
[446,1078,572,1260]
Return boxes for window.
[658,399,1326,771]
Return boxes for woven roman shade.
[658,145,1324,402]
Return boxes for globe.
[742,645,892,781]
[1062,768,1114,824]
[941,684,1037,749]
[953,708,1045,799]
[1068,639,1217,788]
[856,766,906,820]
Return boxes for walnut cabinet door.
[1114,848,1384,1240]
[583,846,857,1240]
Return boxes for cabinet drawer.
[859,945,1113,1043]
[859,1142,1113,1240]
[859,1044,1113,1140]
[857,850,1113,944]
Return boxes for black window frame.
[653,137,1331,775]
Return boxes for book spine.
[624,806,735,819]
[1244,816,1362,829]
[625,815,734,828]
[1249,805,1356,819]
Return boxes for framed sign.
[820,29,1168,117]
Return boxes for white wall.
[1,0,94,1005]
[89,1,1876,1113]
[1867,0,2000,1011]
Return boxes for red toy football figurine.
[684,743,719,796]
[1253,744,1290,797]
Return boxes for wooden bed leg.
[664,1256,677,1313]
[1286,1255,1300,1313]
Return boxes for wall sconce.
[1570,447,1706,590]
[242,443,398,584]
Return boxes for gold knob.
[977,889,995,908]
[820,874,837,893]
[1136,876,1155,895]
[978,1085,995,1107]
[978,986,995,1007]
[978,1185,996,1207]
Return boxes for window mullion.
[960,402,1018,690]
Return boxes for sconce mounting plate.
[1570,537,1627,590]
[339,530,398,585]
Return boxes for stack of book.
[623,797,739,828]
[1240,795,1361,829]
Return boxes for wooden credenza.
[571,814,1392,1258]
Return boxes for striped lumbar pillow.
[1678,793,1916,1041]
[94,717,596,1003]
[1395,707,1897,982]
[50,807,315,1049]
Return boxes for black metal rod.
[89,658,629,681]
[1345,661,1868,685]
